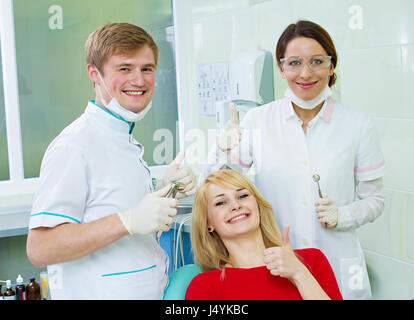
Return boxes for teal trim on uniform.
[101,265,157,277]
[89,100,135,133]
[129,122,135,134]
[30,212,81,224]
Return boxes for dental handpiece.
[312,174,323,198]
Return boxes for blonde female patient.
[185,169,342,300]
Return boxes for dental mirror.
[312,174,323,198]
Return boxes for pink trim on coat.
[322,98,334,122]
[230,152,251,168]
[355,160,385,173]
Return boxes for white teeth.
[229,214,247,223]
[125,91,143,96]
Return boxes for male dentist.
[26,23,196,300]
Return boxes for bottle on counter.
[26,277,41,300]
[3,280,16,300]
[16,274,26,300]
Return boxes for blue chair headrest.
[163,264,201,300]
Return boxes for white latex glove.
[118,184,178,235]
[263,227,308,280]
[217,103,243,151]
[162,151,197,199]
[315,194,338,229]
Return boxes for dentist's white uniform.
[205,97,385,299]
[29,101,168,300]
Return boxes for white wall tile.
[193,13,234,64]
[402,44,414,114]
[364,250,414,299]
[373,118,414,193]
[404,193,414,263]
[359,0,414,48]
[191,0,250,20]
[255,1,295,99]
[339,46,404,118]
[321,0,414,51]
[292,0,346,33]
[357,189,394,257]
[226,6,261,55]
[357,189,414,262]
[255,0,295,51]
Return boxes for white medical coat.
[29,101,168,300]
[205,97,385,299]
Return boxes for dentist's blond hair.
[85,22,159,75]
[191,169,282,272]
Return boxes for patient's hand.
[263,227,308,283]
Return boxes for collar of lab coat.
[283,97,334,123]
[86,100,136,135]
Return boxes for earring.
[207,226,213,233]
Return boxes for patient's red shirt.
[185,248,342,300]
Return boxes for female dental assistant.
[205,20,385,299]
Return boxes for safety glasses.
[280,55,332,73]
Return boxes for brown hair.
[191,169,282,272]
[85,22,159,75]
[276,20,338,87]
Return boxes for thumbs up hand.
[217,103,243,151]
[162,150,197,199]
[263,227,308,281]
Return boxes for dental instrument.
[166,182,185,198]
[312,174,323,198]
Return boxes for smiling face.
[191,169,283,271]
[206,182,261,240]
[280,37,334,101]
[90,44,156,113]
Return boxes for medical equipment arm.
[335,177,385,231]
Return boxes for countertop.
[0,194,33,238]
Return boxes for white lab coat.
[29,101,168,300]
[204,97,385,299]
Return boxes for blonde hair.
[191,169,282,272]
[85,22,159,75]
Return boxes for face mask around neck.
[285,85,332,110]
[96,71,152,122]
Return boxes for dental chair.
[163,264,200,300]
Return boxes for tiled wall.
[187,0,414,299]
